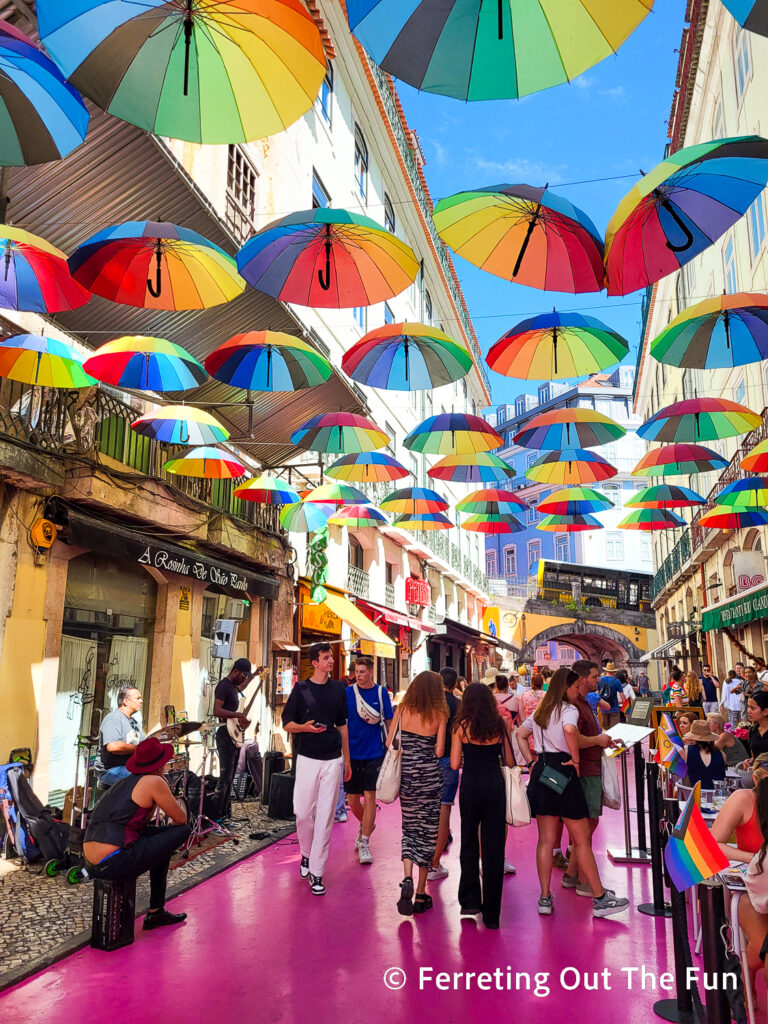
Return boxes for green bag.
[539,764,570,794]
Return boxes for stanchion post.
[638,760,672,917]
[608,744,652,865]
[697,880,731,1024]
[634,745,648,854]
[654,885,697,1023]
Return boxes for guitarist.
[213,658,254,820]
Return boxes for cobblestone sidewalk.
[0,800,294,990]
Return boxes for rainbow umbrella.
[347,0,653,101]
[487,311,628,379]
[538,514,602,532]
[164,446,245,480]
[460,514,524,535]
[514,409,625,450]
[69,220,245,310]
[404,413,503,455]
[525,449,617,485]
[304,482,370,505]
[381,487,449,514]
[234,474,300,504]
[392,511,453,531]
[605,136,768,296]
[0,20,88,165]
[742,440,768,474]
[0,226,90,313]
[539,486,613,515]
[341,322,471,390]
[618,509,686,531]
[83,336,207,392]
[237,208,418,308]
[637,398,761,443]
[37,0,326,145]
[455,488,527,514]
[280,501,335,532]
[698,507,768,530]
[633,443,729,477]
[722,1,768,37]
[433,185,604,293]
[131,405,229,445]
[427,452,514,484]
[626,484,706,509]
[290,412,389,453]
[713,477,768,508]
[205,331,331,392]
[326,452,409,483]
[0,334,94,388]
[328,504,389,528]
[651,293,768,368]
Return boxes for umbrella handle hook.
[183,0,193,98]
[497,0,503,40]
[3,240,10,282]
[513,189,546,278]
[317,224,332,291]
[147,242,162,298]
[660,198,694,253]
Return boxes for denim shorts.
[438,755,459,805]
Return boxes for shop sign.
[179,586,191,611]
[138,544,250,591]
[301,599,342,634]
[405,577,430,606]
[733,550,766,593]
[482,605,500,638]
[702,582,768,632]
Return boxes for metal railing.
[385,582,395,607]
[347,564,370,600]
[450,542,462,572]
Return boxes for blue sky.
[394,2,687,409]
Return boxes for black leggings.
[88,824,190,910]
[458,772,506,925]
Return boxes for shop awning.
[639,634,695,662]
[701,581,768,632]
[273,640,300,652]
[358,599,436,634]
[433,617,516,652]
[321,592,396,659]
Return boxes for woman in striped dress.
[386,671,447,916]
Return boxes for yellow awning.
[321,591,396,659]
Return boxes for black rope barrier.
[638,760,672,918]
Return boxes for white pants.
[702,701,719,716]
[294,754,343,877]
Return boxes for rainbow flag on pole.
[654,712,687,777]
[664,782,730,891]
[620,684,634,714]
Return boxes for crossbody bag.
[532,715,572,795]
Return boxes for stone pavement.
[0,798,294,990]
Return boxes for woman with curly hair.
[386,670,447,916]
[450,683,511,928]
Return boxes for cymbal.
[150,721,202,740]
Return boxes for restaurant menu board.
[603,722,656,755]
[627,696,655,727]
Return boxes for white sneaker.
[354,830,362,850]
[427,865,449,880]
[358,840,373,865]
[504,860,516,875]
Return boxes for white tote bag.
[376,715,402,804]
[502,733,531,827]
[601,752,621,810]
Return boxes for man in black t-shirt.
[213,658,253,819]
[282,642,351,895]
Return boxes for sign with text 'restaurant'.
[405,577,430,606]
[701,582,768,632]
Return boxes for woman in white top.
[517,667,629,920]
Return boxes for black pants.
[87,824,190,909]
[215,726,238,818]
[458,771,506,926]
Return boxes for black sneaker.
[299,856,310,879]
[308,873,325,895]
[143,909,187,930]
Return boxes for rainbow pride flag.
[664,783,729,891]
[654,712,687,777]
[620,684,634,714]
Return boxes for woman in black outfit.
[747,692,768,764]
[450,683,510,929]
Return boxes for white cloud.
[599,85,626,102]
[572,74,595,90]
[466,153,569,185]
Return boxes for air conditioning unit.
[224,598,247,620]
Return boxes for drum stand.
[181,723,237,858]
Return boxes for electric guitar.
[227,666,269,747]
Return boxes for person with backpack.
[597,663,623,730]
[493,675,519,728]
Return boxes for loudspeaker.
[268,771,295,820]
[262,751,285,805]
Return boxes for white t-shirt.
[523,704,579,755]
[746,852,768,914]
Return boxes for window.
[527,539,541,574]
[555,536,569,562]
[486,551,498,577]
[503,545,517,577]
[385,420,396,455]
[384,193,395,233]
[736,377,746,406]
[317,61,333,124]
[724,235,738,293]
[353,306,367,331]
[538,384,550,404]
[349,535,364,569]
[734,27,752,103]
[354,124,368,201]
[606,532,624,561]
[641,539,652,562]
[526,452,538,469]
[384,302,395,325]
[747,195,766,262]
[226,145,258,241]
[424,288,433,325]
[312,169,330,209]
[712,98,725,141]
[596,399,613,416]
[527,499,539,525]
[604,483,621,508]
[515,397,527,417]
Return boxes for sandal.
[413,893,433,914]
[397,877,414,916]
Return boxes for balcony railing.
[450,543,462,572]
[347,564,370,600]
[385,582,395,607]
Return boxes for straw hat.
[683,720,719,744]
[604,661,615,672]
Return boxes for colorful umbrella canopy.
[513,409,626,450]
[618,509,686,530]
[742,439,768,474]
[538,514,602,532]
[280,501,335,532]
[525,448,617,486]
[433,185,604,293]
[487,311,628,379]
[626,484,706,509]
[460,514,524,535]
[304,482,370,505]
[69,220,245,310]
[392,512,453,531]
[380,487,449,514]
[651,293,768,369]
[204,331,331,392]
[698,507,768,530]
[0,20,88,165]
[636,398,761,443]
[404,413,503,455]
[538,486,614,515]
[713,477,768,508]
[346,0,653,101]
[721,1,768,37]
[37,0,326,145]
[237,208,418,308]
[605,136,768,296]
[455,488,527,514]
[290,412,389,453]
[164,446,245,480]
[0,334,94,388]
[427,452,514,484]
[326,452,409,483]
[83,336,207,392]
[0,226,91,313]
[341,323,471,390]
[131,405,229,445]
[633,443,729,477]
[234,474,301,504]
[328,504,389,528]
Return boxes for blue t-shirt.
[585,691,602,727]
[599,675,624,710]
[345,684,394,760]
[699,675,718,702]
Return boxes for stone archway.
[520,619,647,669]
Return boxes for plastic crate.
[90,876,136,951]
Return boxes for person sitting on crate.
[84,737,191,931]
[96,687,146,788]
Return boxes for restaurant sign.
[701,583,768,632]
[405,577,430,606]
